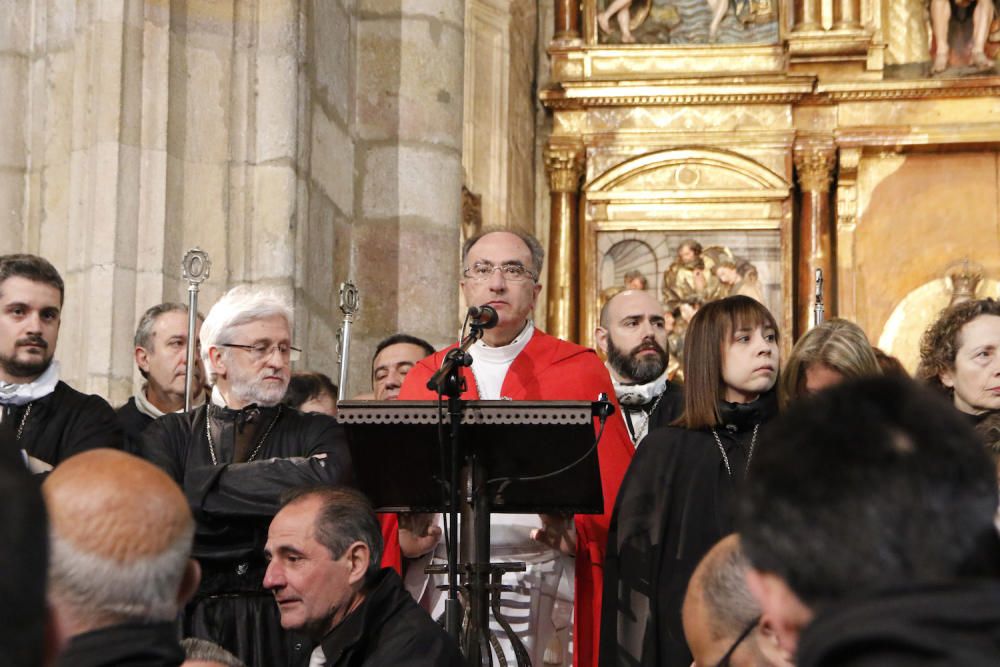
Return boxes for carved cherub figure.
[598,0,638,43]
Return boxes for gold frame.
[577,147,794,357]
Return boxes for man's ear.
[595,327,609,355]
[208,346,226,379]
[346,541,371,586]
[135,347,150,375]
[745,568,812,658]
[177,558,202,607]
[755,617,796,667]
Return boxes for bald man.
[595,289,683,445]
[44,449,200,667]
[682,535,792,667]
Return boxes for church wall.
[2,0,466,404]
[848,150,1000,359]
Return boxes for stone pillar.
[832,0,863,30]
[553,0,581,41]
[0,6,30,254]
[353,0,465,385]
[792,0,823,31]
[544,140,585,342]
[793,143,837,337]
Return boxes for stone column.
[793,143,837,337]
[792,0,823,31]
[832,0,862,30]
[553,0,581,41]
[543,140,585,342]
[353,0,465,384]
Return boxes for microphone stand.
[427,322,488,645]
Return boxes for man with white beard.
[140,285,353,667]
[596,289,683,446]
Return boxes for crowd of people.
[1,232,999,667]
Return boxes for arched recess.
[579,146,793,349]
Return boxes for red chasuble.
[397,328,633,667]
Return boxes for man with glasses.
[682,534,792,667]
[399,229,633,667]
[140,285,353,667]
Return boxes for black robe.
[1,380,123,465]
[316,568,464,667]
[796,580,1000,666]
[599,394,777,667]
[55,622,185,667]
[139,402,354,667]
[116,396,153,454]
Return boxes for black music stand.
[338,400,608,667]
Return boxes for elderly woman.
[917,298,1000,419]
[779,318,881,408]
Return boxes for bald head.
[43,449,197,631]
[597,290,669,384]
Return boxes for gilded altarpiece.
[540,0,1000,361]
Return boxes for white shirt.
[469,321,534,399]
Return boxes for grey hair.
[700,540,761,642]
[461,227,545,278]
[200,285,294,383]
[134,303,189,350]
[48,522,195,624]
[180,638,246,667]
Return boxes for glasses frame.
[219,342,302,362]
[714,615,760,667]
[462,261,538,283]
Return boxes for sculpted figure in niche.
[713,257,765,304]
[598,0,641,42]
[930,0,997,73]
[661,240,719,313]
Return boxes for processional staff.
[814,268,825,327]
[337,282,359,401]
[181,248,211,411]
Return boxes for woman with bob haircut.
[779,317,881,408]
[917,297,1000,418]
[599,295,781,667]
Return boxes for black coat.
[55,622,184,667]
[599,393,777,667]
[139,402,354,667]
[317,568,464,667]
[2,381,123,465]
[797,580,1000,666]
[116,396,153,454]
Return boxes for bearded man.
[0,254,121,470]
[139,285,353,667]
[596,290,683,445]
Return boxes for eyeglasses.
[462,261,537,283]
[219,342,302,362]
[714,616,760,667]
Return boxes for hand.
[398,513,442,558]
[531,513,576,555]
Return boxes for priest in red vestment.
[398,229,633,667]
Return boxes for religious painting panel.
[590,0,779,45]
[595,228,782,378]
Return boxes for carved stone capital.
[544,141,586,194]
[794,145,837,193]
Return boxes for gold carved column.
[793,142,837,337]
[544,140,585,342]
[792,0,822,31]
[553,0,581,42]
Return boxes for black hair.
[0,254,64,304]
[740,376,998,607]
[283,372,338,411]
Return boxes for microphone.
[467,304,499,329]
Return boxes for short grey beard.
[228,377,287,407]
